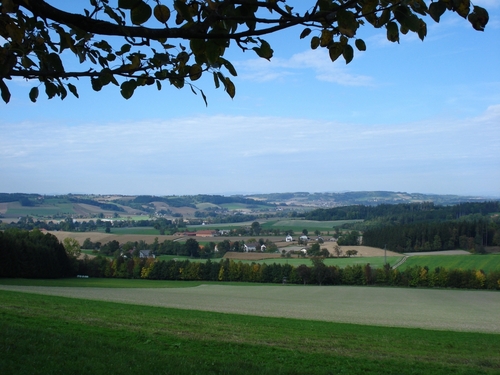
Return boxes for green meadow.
[401,254,500,273]
[1,284,499,375]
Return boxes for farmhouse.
[139,250,155,259]
[300,235,309,241]
[196,230,217,237]
[244,243,258,252]
[285,235,293,242]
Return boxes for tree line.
[305,201,500,224]
[363,217,500,253]
[77,256,500,291]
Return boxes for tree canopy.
[0,0,489,104]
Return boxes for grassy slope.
[401,254,500,273]
[1,290,499,375]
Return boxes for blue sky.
[1,1,499,197]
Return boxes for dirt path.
[1,284,498,334]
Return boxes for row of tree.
[77,256,500,290]
[305,201,500,224]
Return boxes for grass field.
[401,254,500,273]
[107,227,162,235]
[4,201,75,217]
[1,283,499,375]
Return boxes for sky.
[1,1,499,197]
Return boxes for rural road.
[1,284,499,334]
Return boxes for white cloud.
[1,105,499,195]
[237,49,374,87]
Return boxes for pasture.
[1,282,499,375]
[400,254,500,273]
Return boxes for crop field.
[4,201,76,217]
[1,280,499,375]
[222,254,403,268]
[401,254,500,273]
[108,227,162,235]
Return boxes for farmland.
[1,283,499,375]
[401,254,500,274]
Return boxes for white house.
[285,235,293,242]
[244,243,258,252]
[139,250,155,258]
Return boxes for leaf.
[44,81,58,99]
[355,39,366,51]
[104,5,124,25]
[219,57,237,76]
[468,6,489,31]
[120,80,137,99]
[343,44,354,64]
[455,0,470,19]
[310,36,320,50]
[386,22,399,43]
[300,28,311,39]
[320,29,333,47]
[91,78,103,92]
[189,64,202,81]
[328,42,343,63]
[131,1,152,25]
[0,79,11,103]
[337,10,358,37]
[154,4,171,23]
[252,39,273,60]
[67,83,79,98]
[213,72,220,89]
[224,77,235,99]
[428,1,446,23]
[29,87,39,103]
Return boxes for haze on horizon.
[1,2,499,198]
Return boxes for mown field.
[0,282,499,375]
[401,254,500,273]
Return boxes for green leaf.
[219,57,237,76]
[386,22,399,43]
[310,36,320,50]
[468,6,489,31]
[337,10,358,37]
[189,64,202,81]
[355,39,366,51]
[224,77,235,99]
[252,39,273,60]
[0,79,11,103]
[328,43,343,63]
[455,0,470,19]
[428,1,446,23]
[131,1,152,25]
[44,81,58,99]
[104,5,124,25]
[29,87,39,103]
[213,72,220,89]
[377,9,391,28]
[343,44,354,64]
[300,28,311,39]
[153,4,171,23]
[118,0,141,10]
[67,83,79,98]
[120,80,137,99]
